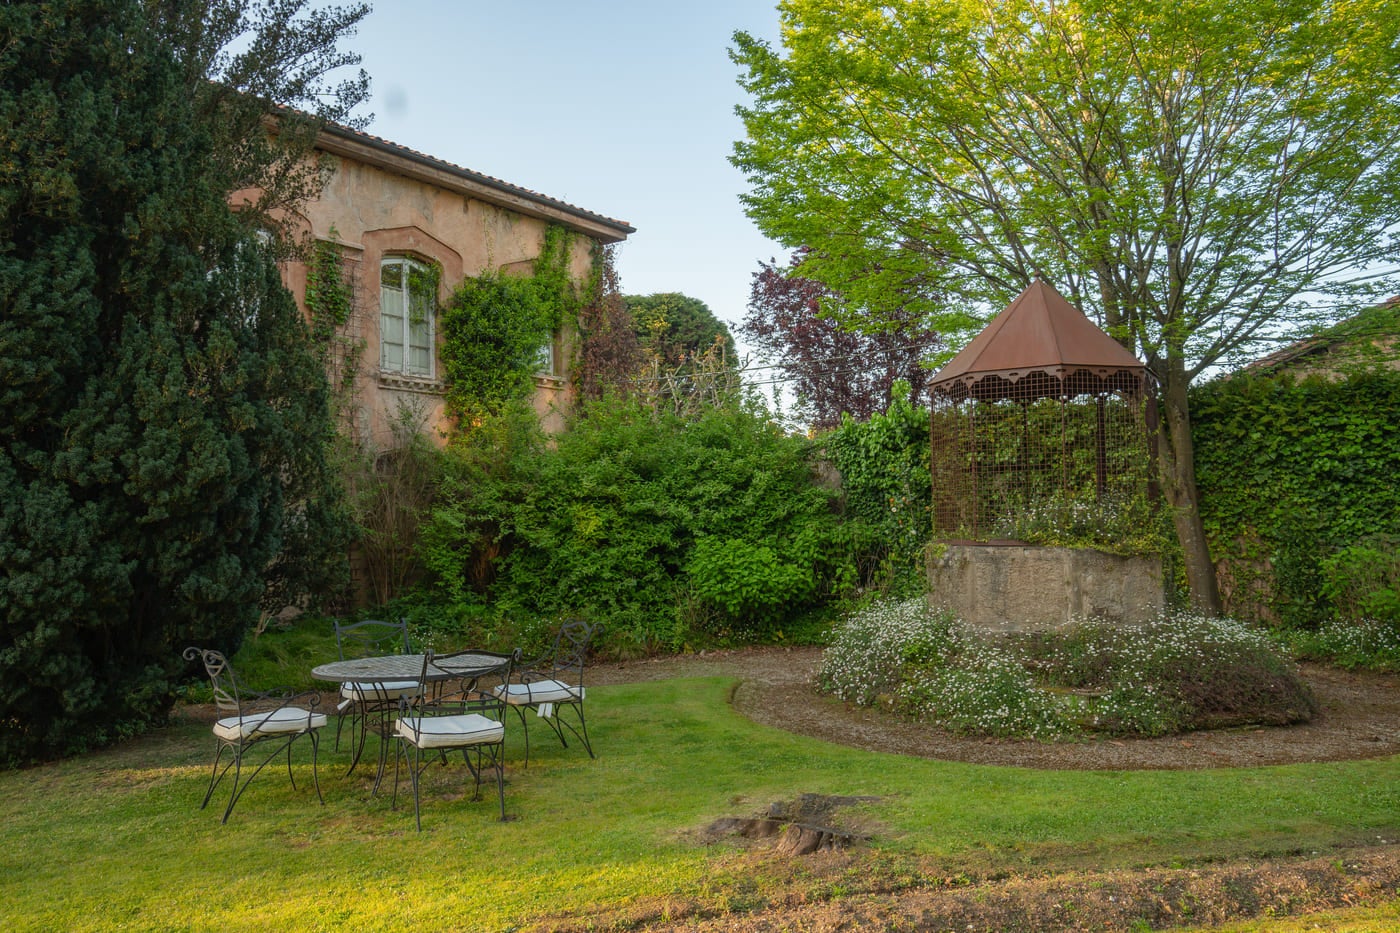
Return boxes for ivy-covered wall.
[439,225,580,424]
[287,128,629,451]
[1191,368,1400,626]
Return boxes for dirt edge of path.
[591,645,1400,770]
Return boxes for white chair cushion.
[214,707,327,741]
[341,680,422,701]
[492,680,582,706]
[395,713,504,750]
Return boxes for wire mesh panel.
[927,279,1158,549]
[931,377,1155,543]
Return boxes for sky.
[346,1,788,355]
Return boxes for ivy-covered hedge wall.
[823,381,931,590]
[439,226,578,422]
[1191,368,1400,626]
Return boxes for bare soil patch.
[570,846,1400,932]
[577,646,1400,931]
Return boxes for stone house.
[249,121,633,447]
[1241,298,1400,380]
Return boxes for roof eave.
[316,123,635,244]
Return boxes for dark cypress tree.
[0,0,363,762]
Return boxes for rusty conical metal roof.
[930,280,1147,402]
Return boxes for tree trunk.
[1156,364,1222,614]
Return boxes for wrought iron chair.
[391,648,517,829]
[493,619,599,766]
[332,618,420,776]
[183,646,326,824]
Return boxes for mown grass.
[1197,901,1400,932]
[3,670,1400,931]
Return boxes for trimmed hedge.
[1191,368,1400,626]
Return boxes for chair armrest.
[246,688,323,714]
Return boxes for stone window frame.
[359,227,461,396]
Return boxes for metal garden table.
[311,652,503,790]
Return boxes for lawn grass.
[1196,901,1400,932]
[2,673,1399,931]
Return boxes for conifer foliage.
[0,0,364,762]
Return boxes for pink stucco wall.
[260,134,625,450]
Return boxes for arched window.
[380,257,435,376]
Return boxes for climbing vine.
[439,225,582,423]
[823,381,932,592]
[302,229,364,426]
[305,233,354,332]
[1192,368,1400,626]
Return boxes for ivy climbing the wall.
[823,380,932,592]
[1192,368,1400,627]
[440,225,581,422]
[305,234,354,332]
[303,230,363,410]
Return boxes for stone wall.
[927,543,1165,632]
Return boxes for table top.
[311,652,506,683]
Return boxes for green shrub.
[416,402,545,607]
[418,397,871,655]
[685,537,814,631]
[1320,534,1400,625]
[823,382,931,593]
[1047,615,1316,734]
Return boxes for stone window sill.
[378,370,446,394]
[534,373,566,390]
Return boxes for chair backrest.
[335,618,412,661]
[547,619,599,684]
[184,646,243,715]
[416,648,518,718]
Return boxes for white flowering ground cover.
[1288,616,1400,670]
[819,598,1317,739]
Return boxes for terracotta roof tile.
[317,119,634,238]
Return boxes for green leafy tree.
[626,293,743,418]
[0,0,366,762]
[626,293,736,365]
[147,0,371,235]
[731,0,1400,612]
